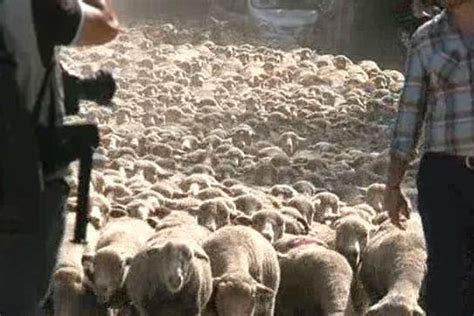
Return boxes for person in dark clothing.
[384,1,474,315]
[0,0,119,315]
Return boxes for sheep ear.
[233,215,253,226]
[82,253,95,282]
[124,256,133,266]
[193,248,210,262]
[366,303,381,316]
[155,207,171,218]
[365,310,377,316]
[368,225,381,239]
[81,253,94,267]
[146,217,159,229]
[329,216,343,229]
[187,206,200,217]
[212,277,224,290]
[276,252,289,262]
[255,283,275,299]
[146,244,165,257]
[296,217,310,234]
[413,305,426,316]
[229,210,245,220]
[109,209,128,218]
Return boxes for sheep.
[233,194,263,215]
[196,186,230,200]
[81,217,155,308]
[153,210,199,231]
[269,184,298,200]
[313,192,341,223]
[234,209,286,244]
[46,213,105,316]
[192,198,233,232]
[359,215,427,316]
[231,125,255,148]
[310,222,337,249]
[125,224,212,315]
[333,214,373,270]
[278,131,306,156]
[273,234,329,253]
[285,195,315,224]
[88,193,112,230]
[253,159,279,186]
[203,226,280,316]
[280,206,310,235]
[292,180,317,196]
[186,164,216,177]
[276,244,354,316]
[360,183,386,213]
[162,196,202,211]
[125,198,158,220]
[180,173,221,195]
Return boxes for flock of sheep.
[46,18,427,316]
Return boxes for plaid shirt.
[391,10,474,161]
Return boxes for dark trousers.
[417,154,474,316]
[0,179,69,315]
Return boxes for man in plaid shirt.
[384,0,474,315]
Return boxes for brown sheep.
[333,214,373,270]
[231,125,255,148]
[278,131,306,156]
[153,210,199,231]
[276,244,354,316]
[192,198,233,232]
[47,213,106,316]
[313,192,341,223]
[343,203,377,223]
[285,195,316,224]
[269,184,298,200]
[280,207,311,235]
[234,209,286,244]
[81,217,155,308]
[233,194,263,215]
[253,159,279,186]
[273,234,329,253]
[126,224,212,315]
[310,222,337,250]
[359,215,427,316]
[360,183,386,213]
[196,187,230,200]
[292,180,317,196]
[203,226,280,316]
[179,173,221,195]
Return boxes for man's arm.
[388,37,427,183]
[385,36,427,227]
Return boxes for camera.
[61,64,117,115]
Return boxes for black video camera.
[62,65,117,115]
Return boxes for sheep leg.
[256,297,275,316]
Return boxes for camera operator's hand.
[83,69,117,106]
[77,0,120,46]
[86,70,117,106]
[62,66,117,114]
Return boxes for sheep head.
[213,273,275,316]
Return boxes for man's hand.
[384,186,411,229]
